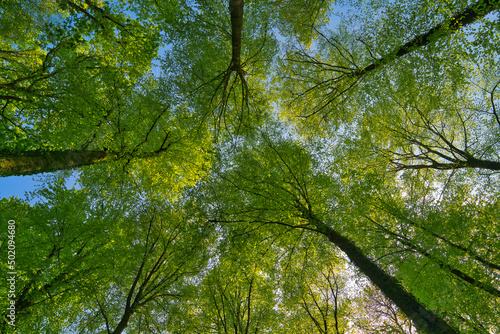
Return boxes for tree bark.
[111,310,133,334]
[464,156,500,170]
[0,142,172,177]
[229,0,244,70]
[394,158,500,171]
[0,150,112,177]
[309,217,457,334]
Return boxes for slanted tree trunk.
[0,150,113,177]
[291,0,500,117]
[111,309,133,334]
[306,216,457,334]
[352,0,500,78]
[0,145,171,177]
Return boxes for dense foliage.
[1,0,499,333]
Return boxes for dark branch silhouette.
[287,0,500,118]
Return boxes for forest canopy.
[1,0,499,333]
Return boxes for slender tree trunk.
[395,158,500,171]
[229,0,244,71]
[0,144,172,177]
[352,0,500,78]
[0,150,113,177]
[112,309,133,334]
[310,218,457,334]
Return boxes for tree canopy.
[1,0,499,333]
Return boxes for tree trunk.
[0,150,113,177]
[311,218,457,334]
[111,309,133,334]
[229,0,244,71]
[465,156,500,170]
[395,158,500,171]
[352,0,500,78]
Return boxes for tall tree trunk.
[353,0,500,78]
[111,310,133,334]
[0,150,113,177]
[0,143,172,177]
[309,217,457,334]
[229,0,244,71]
[394,158,500,171]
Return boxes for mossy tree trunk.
[0,150,112,177]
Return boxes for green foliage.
[2,0,500,332]
[0,181,114,332]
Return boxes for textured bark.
[309,218,457,334]
[0,150,112,177]
[229,0,244,70]
[0,141,172,176]
[352,0,500,78]
[395,157,500,171]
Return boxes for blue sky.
[0,175,40,200]
[0,173,78,201]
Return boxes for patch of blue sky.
[0,173,78,202]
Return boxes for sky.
[0,175,40,200]
[0,173,78,202]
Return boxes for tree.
[174,257,278,333]
[159,0,273,136]
[279,0,500,124]
[73,204,208,334]
[372,70,500,172]
[284,266,350,334]
[201,129,457,333]
[0,0,161,151]
[0,182,115,333]
[0,71,213,180]
[0,175,211,333]
[159,0,335,137]
[2,1,500,333]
